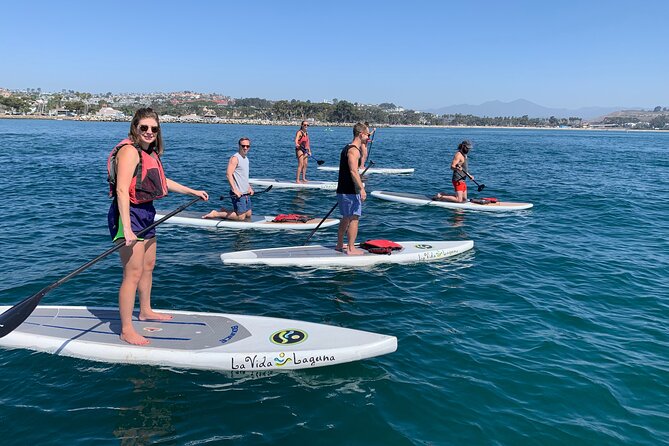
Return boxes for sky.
[1,0,667,111]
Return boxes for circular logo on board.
[415,244,433,250]
[270,329,307,345]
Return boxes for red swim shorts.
[452,180,467,192]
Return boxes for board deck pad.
[18,307,251,350]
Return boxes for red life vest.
[297,130,310,150]
[107,139,168,204]
[273,214,310,223]
[360,240,403,255]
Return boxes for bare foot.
[346,247,366,256]
[296,179,303,184]
[120,330,150,346]
[334,246,344,252]
[302,178,309,183]
[139,311,173,321]
[202,210,219,219]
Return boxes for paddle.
[219,185,272,200]
[463,170,485,192]
[308,153,325,165]
[0,197,203,338]
[365,128,376,167]
[303,130,377,246]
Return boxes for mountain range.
[424,99,625,120]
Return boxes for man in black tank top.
[335,123,370,255]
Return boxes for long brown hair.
[128,108,164,155]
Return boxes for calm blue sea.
[0,119,668,445]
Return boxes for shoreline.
[1,114,665,133]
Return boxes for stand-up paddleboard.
[155,211,339,231]
[0,306,397,371]
[317,166,415,175]
[249,178,337,190]
[221,240,474,267]
[371,190,533,212]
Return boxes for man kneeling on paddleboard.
[335,123,370,255]
[203,137,254,221]
[433,140,474,203]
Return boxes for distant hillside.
[426,99,622,120]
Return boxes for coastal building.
[96,107,125,119]
[179,113,200,122]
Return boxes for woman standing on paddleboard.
[107,108,209,345]
[434,140,473,203]
[294,121,312,183]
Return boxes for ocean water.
[0,119,668,445]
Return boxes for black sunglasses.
[240,144,251,148]
[139,124,159,133]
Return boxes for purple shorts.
[337,193,362,217]
[108,200,157,241]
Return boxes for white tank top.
[232,152,250,192]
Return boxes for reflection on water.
[447,210,466,228]
[231,231,254,252]
[113,367,177,445]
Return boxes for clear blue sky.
[2,0,667,110]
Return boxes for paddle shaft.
[365,129,375,167]
[219,185,272,200]
[0,196,203,338]
[463,170,485,191]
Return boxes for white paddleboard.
[371,190,533,212]
[155,211,339,231]
[0,306,396,371]
[249,178,338,190]
[220,240,474,267]
[317,166,415,175]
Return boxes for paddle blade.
[0,290,46,337]
[317,159,325,165]
[478,184,486,192]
